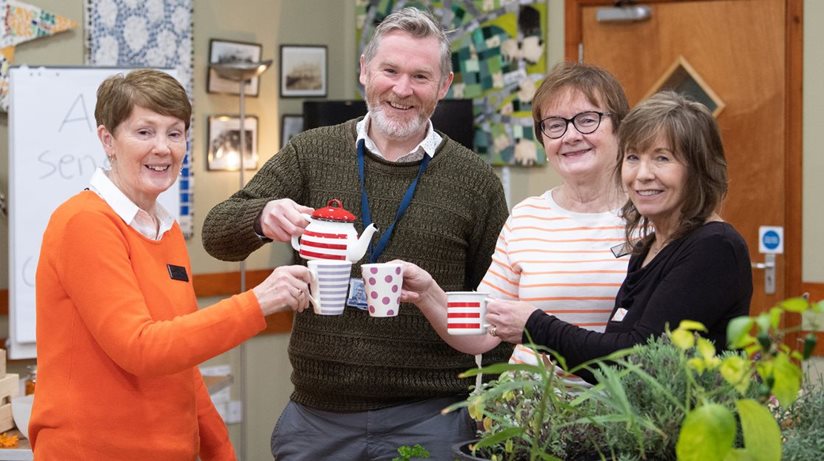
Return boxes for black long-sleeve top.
[524,221,753,382]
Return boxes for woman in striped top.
[398,62,631,371]
[481,62,631,366]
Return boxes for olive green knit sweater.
[202,119,513,411]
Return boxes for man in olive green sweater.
[202,7,512,460]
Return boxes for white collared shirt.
[356,113,442,162]
[89,168,175,240]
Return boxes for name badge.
[167,264,189,282]
[611,307,628,322]
[610,243,631,258]
[346,278,368,310]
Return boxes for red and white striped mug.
[446,291,490,335]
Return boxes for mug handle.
[290,213,314,252]
[481,296,492,333]
[307,268,322,313]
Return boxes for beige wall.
[0,0,822,458]
[803,0,824,282]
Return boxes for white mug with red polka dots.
[361,262,404,317]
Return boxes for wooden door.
[566,0,804,317]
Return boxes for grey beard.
[369,106,427,140]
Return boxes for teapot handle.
[290,213,313,252]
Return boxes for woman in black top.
[399,91,752,382]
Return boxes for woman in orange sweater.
[30,69,313,460]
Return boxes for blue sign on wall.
[758,226,784,254]
[762,230,780,250]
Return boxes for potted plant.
[775,379,824,460]
[447,296,824,461]
[452,362,602,460]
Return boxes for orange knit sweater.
[31,191,266,460]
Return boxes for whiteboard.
[7,67,182,359]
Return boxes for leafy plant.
[776,379,824,460]
[392,443,430,461]
[446,296,823,461]
[581,334,747,460]
[449,353,606,460]
[672,296,823,460]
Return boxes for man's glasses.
[538,111,611,139]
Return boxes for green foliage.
[667,296,813,459]
[776,380,824,460]
[392,443,430,461]
[725,297,819,407]
[583,336,745,460]
[452,365,597,460]
[446,296,823,460]
[676,403,736,461]
[733,399,783,461]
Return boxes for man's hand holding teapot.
[258,198,314,242]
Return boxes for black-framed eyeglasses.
[539,111,611,139]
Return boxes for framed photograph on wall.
[208,39,263,96]
[281,114,304,149]
[206,115,259,171]
[279,45,327,97]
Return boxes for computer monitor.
[302,99,476,150]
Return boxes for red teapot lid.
[311,199,356,222]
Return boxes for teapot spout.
[348,223,378,263]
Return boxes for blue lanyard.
[357,139,431,263]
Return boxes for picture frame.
[281,114,304,149]
[206,115,259,171]
[279,45,327,98]
[207,39,263,96]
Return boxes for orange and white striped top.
[479,189,630,370]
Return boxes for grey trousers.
[271,397,476,460]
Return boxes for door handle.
[751,254,776,294]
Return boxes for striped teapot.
[291,199,377,262]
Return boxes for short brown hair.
[95,69,191,133]
[532,62,629,142]
[618,91,728,247]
